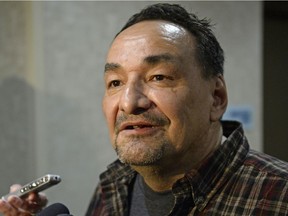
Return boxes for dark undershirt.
[129,174,175,216]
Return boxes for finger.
[27,192,48,208]
[8,196,31,214]
[8,195,24,210]
[6,197,34,216]
[9,184,22,193]
[0,198,18,216]
[0,199,10,215]
[18,193,47,214]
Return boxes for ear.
[210,74,228,122]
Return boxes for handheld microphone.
[36,203,72,216]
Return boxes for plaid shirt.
[86,121,288,215]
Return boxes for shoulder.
[244,150,288,180]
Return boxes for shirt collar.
[174,121,249,211]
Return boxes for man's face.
[103,20,220,166]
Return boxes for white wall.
[0,2,262,215]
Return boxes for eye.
[152,75,166,81]
[108,80,122,88]
[151,74,173,82]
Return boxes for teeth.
[132,125,154,129]
[125,125,154,130]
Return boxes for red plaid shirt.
[86,121,288,215]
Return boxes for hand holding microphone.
[0,174,62,216]
[0,186,48,216]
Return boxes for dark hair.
[116,3,224,78]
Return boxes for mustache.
[115,112,170,134]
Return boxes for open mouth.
[125,125,154,130]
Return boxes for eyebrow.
[104,53,177,73]
[104,63,121,73]
[144,53,177,65]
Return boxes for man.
[1,3,288,216]
[84,3,288,216]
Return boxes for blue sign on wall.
[222,105,253,130]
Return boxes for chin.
[116,145,164,166]
[115,136,173,166]
[119,156,162,166]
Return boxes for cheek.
[151,88,191,127]
[154,92,193,151]
[156,87,210,133]
[102,95,118,140]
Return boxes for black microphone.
[36,203,72,216]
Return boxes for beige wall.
[0,1,36,201]
[0,2,262,215]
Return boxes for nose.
[119,82,152,114]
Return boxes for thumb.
[10,184,22,193]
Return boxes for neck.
[132,166,184,192]
[132,122,223,192]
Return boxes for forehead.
[116,20,188,42]
[107,20,196,65]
